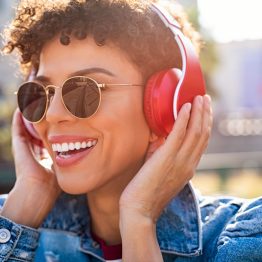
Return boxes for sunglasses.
[16,76,143,123]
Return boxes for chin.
[61,185,90,195]
[56,172,100,195]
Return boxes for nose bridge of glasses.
[98,83,106,89]
[46,84,58,95]
[46,84,59,90]
[45,85,60,106]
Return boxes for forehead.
[37,36,143,84]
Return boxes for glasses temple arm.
[98,84,143,89]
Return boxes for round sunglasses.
[16,76,143,123]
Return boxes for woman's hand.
[119,95,212,261]
[0,109,61,228]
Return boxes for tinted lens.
[62,76,101,118]
[17,83,47,122]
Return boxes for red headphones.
[23,3,206,141]
[144,3,206,137]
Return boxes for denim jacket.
[0,183,261,262]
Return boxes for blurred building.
[213,39,262,111]
[199,39,262,171]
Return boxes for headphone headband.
[151,3,206,119]
[151,3,181,30]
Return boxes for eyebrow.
[33,67,115,83]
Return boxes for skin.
[1,35,212,261]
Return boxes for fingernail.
[197,95,203,105]
[205,94,211,105]
[185,103,192,112]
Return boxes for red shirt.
[92,232,122,261]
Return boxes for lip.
[48,135,97,168]
[48,135,97,144]
[55,146,95,167]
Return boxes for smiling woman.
[0,0,261,262]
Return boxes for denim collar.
[43,183,202,260]
[156,183,202,256]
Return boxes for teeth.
[51,140,97,152]
[62,143,69,152]
[69,142,75,151]
[81,142,87,149]
[52,144,57,151]
[57,144,62,152]
[75,142,81,150]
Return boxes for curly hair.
[2,0,200,80]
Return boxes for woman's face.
[34,36,152,194]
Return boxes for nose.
[45,86,76,124]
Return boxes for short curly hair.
[2,0,200,80]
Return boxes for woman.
[0,0,261,261]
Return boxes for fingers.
[139,103,192,182]
[12,108,29,139]
[12,108,44,146]
[11,108,38,161]
[11,109,30,151]
[189,95,213,166]
[178,96,204,156]
[179,95,213,167]
[155,95,212,167]
[164,102,192,153]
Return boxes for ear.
[145,132,165,161]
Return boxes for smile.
[52,140,97,153]
[50,139,98,167]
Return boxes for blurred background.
[0,0,261,198]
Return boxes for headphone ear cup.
[144,69,181,137]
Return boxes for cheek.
[98,90,150,163]
[33,121,54,159]
[100,88,149,136]
[33,122,48,144]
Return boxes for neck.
[86,168,137,245]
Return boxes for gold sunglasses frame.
[15,76,143,123]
